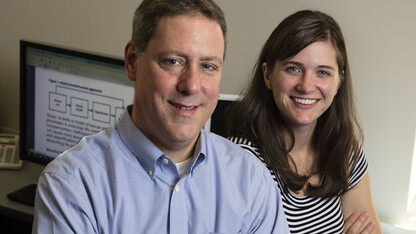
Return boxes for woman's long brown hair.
[228,10,362,198]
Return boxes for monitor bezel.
[19,40,125,165]
[204,93,241,137]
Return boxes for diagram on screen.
[49,85,125,125]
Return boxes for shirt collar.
[116,106,207,176]
[190,130,207,175]
[116,106,163,175]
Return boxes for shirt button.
[175,185,179,192]
[162,158,169,164]
[148,170,153,176]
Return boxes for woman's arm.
[341,171,382,233]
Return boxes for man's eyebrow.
[155,51,223,66]
[201,56,223,66]
[155,51,222,61]
[154,51,186,58]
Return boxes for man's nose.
[177,65,201,95]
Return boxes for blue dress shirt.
[33,108,289,234]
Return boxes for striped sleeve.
[348,148,368,189]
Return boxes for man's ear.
[124,41,138,81]
[262,62,272,90]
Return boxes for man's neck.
[160,135,200,163]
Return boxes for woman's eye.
[286,66,300,73]
[318,70,330,77]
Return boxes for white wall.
[1,0,416,229]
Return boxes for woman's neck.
[286,124,317,176]
[289,124,315,153]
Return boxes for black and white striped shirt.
[229,136,368,234]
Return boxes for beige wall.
[1,0,416,229]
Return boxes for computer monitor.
[20,40,134,165]
[204,94,241,138]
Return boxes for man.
[33,0,289,233]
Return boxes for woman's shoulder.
[228,136,260,156]
[228,136,256,147]
[348,147,368,188]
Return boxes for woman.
[228,10,381,233]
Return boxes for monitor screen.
[204,94,241,138]
[20,40,134,165]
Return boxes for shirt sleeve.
[32,172,97,234]
[243,153,290,233]
[348,147,369,189]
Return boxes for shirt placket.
[169,179,188,234]
[154,156,189,234]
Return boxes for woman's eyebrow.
[284,61,336,71]
[317,65,336,71]
[282,61,303,67]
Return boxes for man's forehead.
[148,14,225,58]
[155,13,223,36]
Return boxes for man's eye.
[158,58,183,72]
[202,64,215,70]
[165,59,179,65]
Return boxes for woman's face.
[263,40,341,130]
